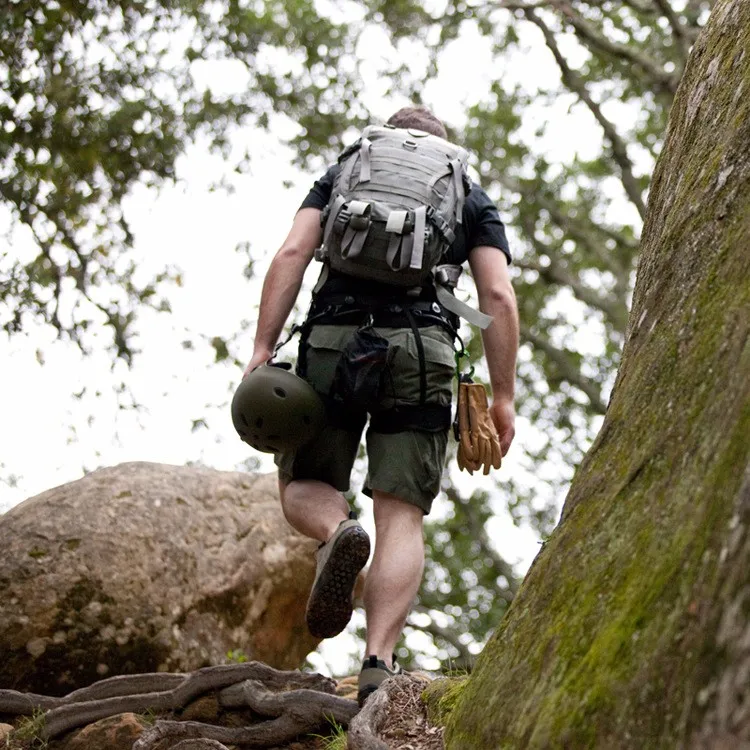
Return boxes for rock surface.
[0,462,319,694]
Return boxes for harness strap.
[405,307,427,405]
[435,284,493,330]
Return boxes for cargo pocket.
[304,325,359,396]
[383,325,455,406]
[413,327,456,406]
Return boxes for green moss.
[422,677,467,726]
[27,547,47,559]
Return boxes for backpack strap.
[433,264,493,330]
[340,200,371,259]
[322,194,347,249]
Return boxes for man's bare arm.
[468,245,519,455]
[244,208,322,376]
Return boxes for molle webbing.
[319,125,471,290]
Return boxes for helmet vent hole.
[255,417,263,428]
[273,387,287,398]
[302,415,311,425]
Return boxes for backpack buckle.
[350,215,371,231]
[347,200,371,231]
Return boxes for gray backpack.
[314,125,492,329]
[318,125,470,289]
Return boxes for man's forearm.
[469,246,519,404]
[252,247,310,360]
[480,290,519,404]
[246,208,322,372]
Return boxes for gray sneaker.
[358,654,401,706]
[305,516,370,639]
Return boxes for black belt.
[308,298,459,332]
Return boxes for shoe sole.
[306,526,370,639]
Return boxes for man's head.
[386,106,447,139]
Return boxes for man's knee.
[372,490,424,528]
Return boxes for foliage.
[10,709,48,749]
[0,0,364,361]
[310,716,348,750]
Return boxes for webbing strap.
[359,138,372,182]
[386,210,408,234]
[435,284,493,329]
[349,200,369,217]
[322,195,346,247]
[450,158,465,224]
[386,233,405,270]
[405,308,427,405]
[341,223,369,259]
[409,206,426,271]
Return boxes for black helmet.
[231,365,325,453]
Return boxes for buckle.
[349,215,371,231]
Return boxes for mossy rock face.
[446,1,750,747]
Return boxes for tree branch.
[553,1,679,93]
[520,323,608,413]
[515,258,629,332]
[652,0,693,62]
[525,9,648,218]
[408,607,475,664]
[443,485,520,596]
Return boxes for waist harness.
[283,297,461,434]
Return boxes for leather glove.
[457,382,502,475]
[457,381,481,473]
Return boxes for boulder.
[53,713,146,750]
[0,462,320,695]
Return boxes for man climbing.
[242,106,518,705]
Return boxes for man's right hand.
[243,349,272,380]
[490,398,515,456]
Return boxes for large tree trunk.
[445,1,750,747]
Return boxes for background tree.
[0,0,715,672]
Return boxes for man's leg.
[363,490,425,666]
[281,476,371,639]
[279,478,350,544]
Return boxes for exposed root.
[0,662,344,744]
[348,673,443,750]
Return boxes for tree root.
[0,662,354,745]
[133,679,359,749]
[348,674,434,750]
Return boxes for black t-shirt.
[300,164,511,300]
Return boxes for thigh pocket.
[304,325,358,395]
[384,325,455,406]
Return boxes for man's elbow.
[481,282,517,315]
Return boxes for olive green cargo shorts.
[275,324,455,514]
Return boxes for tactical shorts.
[275,323,455,514]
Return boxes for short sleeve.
[298,165,338,211]
[465,186,511,264]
